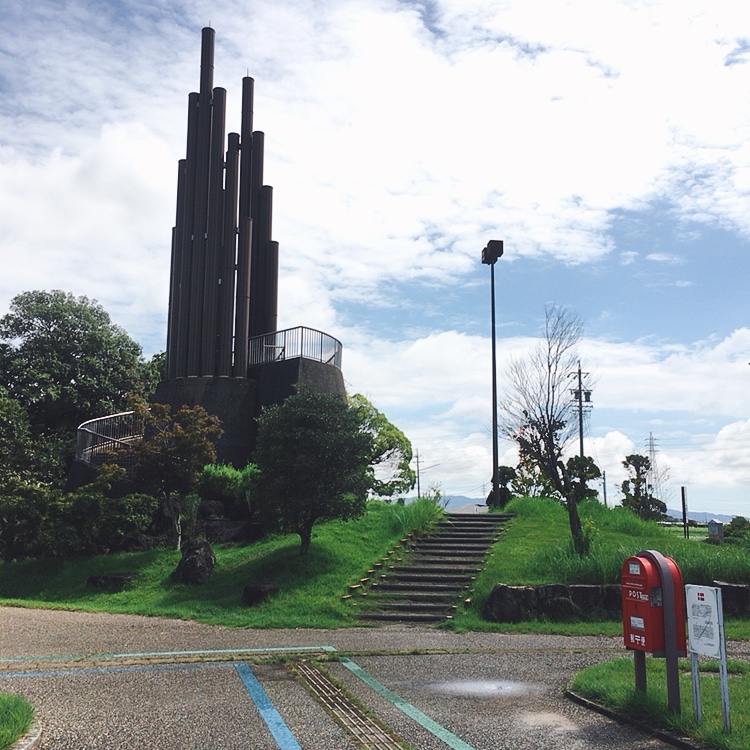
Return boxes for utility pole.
[415,449,421,499]
[602,470,608,508]
[577,361,585,457]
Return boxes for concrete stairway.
[357,512,512,624]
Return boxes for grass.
[571,656,750,750]
[0,692,35,750]
[0,500,431,629]
[448,496,750,636]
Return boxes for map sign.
[685,585,721,658]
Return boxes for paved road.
[0,606,697,749]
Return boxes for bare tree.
[499,305,590,555]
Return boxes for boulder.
[541,595,581,621]
[568,585,603,612]
[172,540,216,584]
[535,583,569,604]
[712,581,750,616]
[242,582,279,607]
[204,519,246,543]
[601,584,622,616]
[482,584,536,623]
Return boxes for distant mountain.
[665,509,735,523]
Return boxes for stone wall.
[481,580,750,623]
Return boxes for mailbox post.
[621,550,686,714]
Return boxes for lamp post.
[482,240,504,507]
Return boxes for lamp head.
[481,240,504,265]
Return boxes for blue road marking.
[234,663,302,750]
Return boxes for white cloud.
[2,0,750,512]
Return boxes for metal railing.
[248,326,343,369]
[75,410,144,469]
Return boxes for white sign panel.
[685,585,722,658]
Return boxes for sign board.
[686,585,721,658]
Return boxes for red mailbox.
[621,551,686,657]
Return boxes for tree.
[126,396,222,548]
[621,454,667,521]
[253,389,373,555]
[566,455,601,503]
[349,393,416,499]
[500,305,589,554]
[487,465,516,508]
[0,386,36,488]
[0,290,154,479]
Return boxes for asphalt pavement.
[0,606,715,750]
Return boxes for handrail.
[75,410,144,468]
[248,326,343,369]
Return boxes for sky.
[1,0,749,515]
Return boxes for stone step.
[358,612,447,623]
[386,572,473,584]
[373,601,454,613]
[389,564,482,575]
[376,581,467,593]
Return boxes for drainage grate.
[293,660,405,750]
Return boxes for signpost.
[685,585,731,733]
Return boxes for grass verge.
[571,655,750,750]
[0,501,421,628]
[0,692,35,750]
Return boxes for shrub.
[0,466,158,561]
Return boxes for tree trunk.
[556,460,586,556]
[299,527,312,556]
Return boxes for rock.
[172,540,216,584]
[204,519,246,543]
[535,583,569,604]
[541,595,581,621]
[601,584,622,616]
[712,581,750,616]
[242,582,279,606]
[568,584,603,612]
[87,572,140,590]
[482,584,536,623]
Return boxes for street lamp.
[482,240,503,507]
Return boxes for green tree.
[621,454,666,521]
[126,396,222,548]
[349,393,416,499]
[500,305,589,555]
[487,466,516,509]
[0,290,154,479]
[0,386,36,488]
[253,389,373,555]
[566,455,601,503]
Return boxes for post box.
[621,552,686,657]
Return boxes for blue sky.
[1,0,749,514]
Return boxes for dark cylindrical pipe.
[199,27,215,97]
[186,33,215,375]
[174,92,200,378]
[201,86,227,376]
[233,216,252,376]
[249,185,274,337]
[166,156,188,380]
[217,132,240,376]
[238,77,254,224]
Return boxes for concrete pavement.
[0,606,699,749]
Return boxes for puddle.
[420,679,544,698]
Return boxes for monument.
[73,27,345,478]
